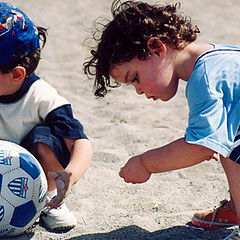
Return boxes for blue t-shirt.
[185,44,240,157]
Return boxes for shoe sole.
[40,220,76,233]
[40,215,77,232]
[51,225,76,232]
[192,216,238,229]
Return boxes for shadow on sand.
[7,222,234,240]
[67,223,233,240]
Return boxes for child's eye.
[132,74,139,83]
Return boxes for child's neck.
[175,43,214,81]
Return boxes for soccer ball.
[0,140,47,237]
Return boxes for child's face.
[0,71,15,95]
[110,53,179,101]
[0,70,25,96]
[0,67,26,96]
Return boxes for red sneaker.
[191,200,238,229]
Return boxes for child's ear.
[11,66,26,85]
[147,37,166,59]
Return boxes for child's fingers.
[45,195,63,209]
[119,169,131,183]
[212,152,220,161]
[119,168,124,178]
[56,177,65,190]
[48,172,65,190]
[45,172,69,208]
[48,171,58,179]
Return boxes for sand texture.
[3,0,240,239]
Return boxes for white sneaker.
[223,228,240,240]
[40,203,77,231]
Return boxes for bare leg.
[34,142,64,191]
[229,193,237,214]
[221,156,240,224]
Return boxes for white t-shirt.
[0,74,69,144]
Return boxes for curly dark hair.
[0,26,47,78]
[84,0,200,97]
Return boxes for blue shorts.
[20,125,70,168]
[229,128,240,164]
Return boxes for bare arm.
[64,138,93,185]
[119,137,216,184]
[48,138,92,207]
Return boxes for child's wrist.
[65,169,78,186]
[139,153,152,174]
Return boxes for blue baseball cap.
[0,2,39,66]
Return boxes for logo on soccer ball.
[0,150,12,165]
[0,206,4,222]
[8,177,29,198]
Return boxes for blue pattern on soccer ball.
[0,206,4,222]
[19,153,41,179]
[8,177,29,198]
[0,174,2,194]
[39,182,46,203]
[10,201,36,227]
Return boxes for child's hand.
[46,171,72,208]
[119,155,151,184]
[206,152,220,161]
[212,152,220,161]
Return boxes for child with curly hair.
[84,0,240,239]
[0,2,92,232]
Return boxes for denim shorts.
[20,125,70,168]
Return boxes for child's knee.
[34,142,64,172]
[37,142,52,154]
[33,142,53,161]
[29,142,68,170]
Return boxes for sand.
[3,0,240,239]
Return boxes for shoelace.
[210,199,228,226]
[41,204,65,216]
[210,206,217,226]
[41,206,56,217]
[223,228,240,240]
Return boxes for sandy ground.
[2,0,240,239]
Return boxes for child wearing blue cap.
[0,2,92,232]
[84,0,240,239]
